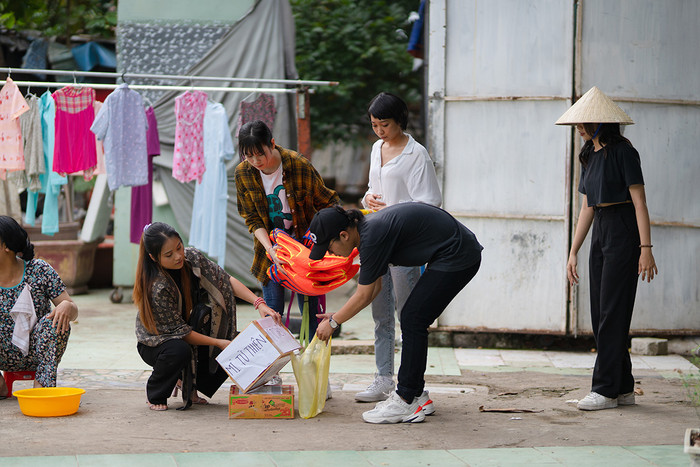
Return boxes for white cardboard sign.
[216,317,301,393]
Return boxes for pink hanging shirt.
[0,78,30,179]
[52,86,97,175]
[173,90,207,183]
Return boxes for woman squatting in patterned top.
[0,216,78,398]
[133,222,280,411]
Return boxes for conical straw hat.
[555,86,634,125]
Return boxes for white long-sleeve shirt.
[362,134,442,208]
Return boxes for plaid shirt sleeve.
[280,147,339,237]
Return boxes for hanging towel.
[10,285,37,356]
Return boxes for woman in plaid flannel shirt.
[234,120,339,338]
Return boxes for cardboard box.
[216,317,302,393]
[229,384,294,419]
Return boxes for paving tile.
[454,349,506,367]
[427,347,462,376]
[523,367,591,376]
[172,451,276,466]
[361,449,466,466]
[630,356,652,370]
[0,456,78,466]
[75,453,177,467]
[500,350,553,367]
[460,365,522,373]
[449,447,559,466]
[623,444,689,466]
[267,450,370,466]
[545,351,596,369]
[535,446,652,466]
[637,355,697,371]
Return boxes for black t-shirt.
[357,203,483,285]
[578,141,644,206]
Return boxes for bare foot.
[191,392,208,405]
[147,401,168,411]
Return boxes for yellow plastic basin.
[13,387,86,417]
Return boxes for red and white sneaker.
[362,391,426,424]
[416,390,435,415]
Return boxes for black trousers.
[396,259,481,403]
[137,339,228,405]
[589,203,640,398]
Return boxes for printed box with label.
[216,317,302,393]
[229,384,294,419]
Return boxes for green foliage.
[678,346,700,420]
[0,0,117,39]
[291,0,422,147]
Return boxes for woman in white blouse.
[356,92,442,404]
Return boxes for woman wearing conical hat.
[556,86,658,411]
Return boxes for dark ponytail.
[578,123,632,167]
[0,216,34,260]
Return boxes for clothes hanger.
[142,94,154,108]
[241,91,256,103]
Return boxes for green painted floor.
[0,445,689,466]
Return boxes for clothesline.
[0,80,299,94]
[0,67,338,87]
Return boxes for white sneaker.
[617,391,636,406]
[355,375,395,402]
[362,391,426,424]
[416,391,435,415]
[577,392,618,411]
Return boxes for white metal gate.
[428,0,700,335]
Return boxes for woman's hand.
[266,245,285,268]
[639,249,658,282]
[364,193,386,211]
[258,303,282,325]
[566,253,579,285]
[216,339,231,351]
[47,296,77,333]
[316,318,333,342]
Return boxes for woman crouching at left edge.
[133,222,281,411]
[0,215,78,398]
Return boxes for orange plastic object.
[13,387,86,417]
[266,229,359,296]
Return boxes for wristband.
[639,245,653,248]
[254,297,266,310]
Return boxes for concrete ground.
[1,284,698,466]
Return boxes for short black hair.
[367,92,408,130]
[238,120,274,160]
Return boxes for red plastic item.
[266,229,360,296]
[3,370,36,396]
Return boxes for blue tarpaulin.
[71,42,116,71]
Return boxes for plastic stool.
[2,370,36,396]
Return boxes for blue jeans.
[371,265,421,376]
[262,281,319,337]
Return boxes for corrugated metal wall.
[428,0,700,335]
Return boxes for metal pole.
[0,66,338,87]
